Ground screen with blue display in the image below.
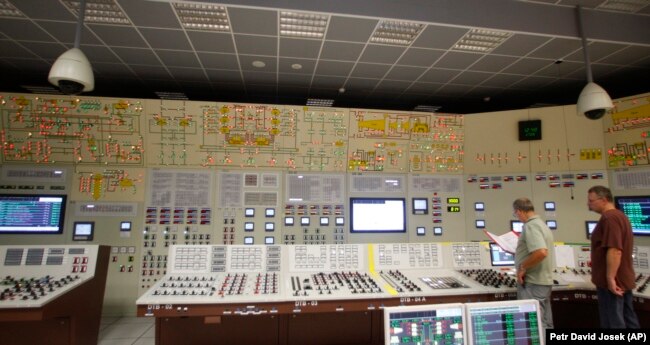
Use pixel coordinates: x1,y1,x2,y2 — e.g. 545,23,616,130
0,194,66,234
614,196,650,236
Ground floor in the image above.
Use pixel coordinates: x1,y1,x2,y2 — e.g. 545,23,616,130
98,316,155,345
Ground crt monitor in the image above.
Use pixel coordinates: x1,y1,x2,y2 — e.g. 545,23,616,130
350,198,406,233
489,243,515,266
72,221,94,241
510,220,524,233
384,303,466,345
466,299,543,345
585,220,598,239
0,194,67,234
614,195,650,236
412,198,428,215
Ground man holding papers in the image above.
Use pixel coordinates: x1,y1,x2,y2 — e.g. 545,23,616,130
513,197,555,331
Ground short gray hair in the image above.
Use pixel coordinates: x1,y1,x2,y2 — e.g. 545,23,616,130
513,197,535,212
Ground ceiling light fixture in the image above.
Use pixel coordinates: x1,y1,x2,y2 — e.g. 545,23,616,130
280,11,328,38
252,60,266,68
63,0,130,24
371,20,424,46
413,105,441,112
306,98,334,107
48,0,94,95
155,91,189,100
575,5,613,120
0,0,24,17
173,3,230,31
597,0,648,13
452,29,511,53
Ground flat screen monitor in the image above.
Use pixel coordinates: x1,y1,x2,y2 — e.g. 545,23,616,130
72,221,94,241
245,208,255,217
265,208,275,217
474,202,485,211
586,220,598,239
265,222,275,231
284,217,294,226
383,303,465,345
489,243,515,266
335,217,345,225
416,226,425,236
265,236,274,244
244,236,254,245
433,227,443,236
244,222,254,231
412,198,428,215
614,196,650,236
120,221,132,231
466,299,543,345
475,219,485,229
511,220,524,233
350,198,406,233
0,194,67,234
546,220,557,229
320,217,329,226
300,217,310,226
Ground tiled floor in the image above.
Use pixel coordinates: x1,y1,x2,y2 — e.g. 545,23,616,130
98,316,155,345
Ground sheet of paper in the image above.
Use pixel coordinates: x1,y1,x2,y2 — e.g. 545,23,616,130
484,230,518,254
554,245,576,268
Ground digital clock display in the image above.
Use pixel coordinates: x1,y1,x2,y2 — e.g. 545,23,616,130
447,206,461,212
447,197,460,204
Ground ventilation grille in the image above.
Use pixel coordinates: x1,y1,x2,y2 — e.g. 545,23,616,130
350,175,405,193
244,192,278,206
76,202,138,216
1,167,66,181
261,173,279,188
286,174,344,203
244,173,258,187
412,175,462,193
613,169,649,189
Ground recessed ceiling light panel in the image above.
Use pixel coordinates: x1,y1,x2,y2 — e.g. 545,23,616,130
173,3,230,31
371,20,424,45
0,0,25,18
306,98,334,107
63,0,130,25
155,91,189,100
280,11,328,38
452,28,512,53
598,0,648,13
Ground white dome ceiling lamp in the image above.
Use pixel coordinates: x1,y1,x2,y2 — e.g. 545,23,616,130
575,5,613,120
48,0,94,95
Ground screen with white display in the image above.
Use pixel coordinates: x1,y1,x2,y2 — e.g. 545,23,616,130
350,198,406,233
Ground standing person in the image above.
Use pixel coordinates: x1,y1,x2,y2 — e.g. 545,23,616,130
513,197,555,331
587,185,640,328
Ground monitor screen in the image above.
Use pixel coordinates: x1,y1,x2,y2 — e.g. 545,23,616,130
433,227,443,236
244,222,254,231
264,236,274,244
546,220,557,229
244,236,254,245
475,219,485,229
245,208,255,217
265,222,275,231
544,201,556,211
300,217,310,226
474,202,485,211
350,198,406,233
0,194,67,234
285,217,294,226
412,198,428,215
335,217,345,226
466,299,543,345
511,220,524,233
72,221,94,241
120,221,132,231
320,217,329,226
416,226,425,236
614,196,650,236
489,243,515,266
384,303,465,345
265,208,275,217
586,220,598,239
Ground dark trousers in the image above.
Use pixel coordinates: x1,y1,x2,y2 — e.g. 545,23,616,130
596,287,640,328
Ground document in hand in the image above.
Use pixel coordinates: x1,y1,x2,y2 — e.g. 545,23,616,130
483,230,519,254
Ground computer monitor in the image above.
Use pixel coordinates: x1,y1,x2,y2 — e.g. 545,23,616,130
466,299,543,345
614,195,650,236
384,303,466,345
72,221,94,241
586,220,597,239
510,220,524,233
544,201,555,211
0,194,67,234
489,243,515,266
412,198,428,215
546,220,557,230
350,197,406,233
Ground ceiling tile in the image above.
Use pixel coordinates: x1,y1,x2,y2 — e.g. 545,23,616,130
243,71,277,84
2,41,47,59
168,67,209,82
510,76,554,89
320,41,364,61
412,25,468,49
359,45,406,64
278,73,312,87
502,58,553,75
228,7,277,35
112,47,161,65
156,50,200,67
279,58,316,74
139,28,192,50
130,65,172,78
12,0,74,21
311,75,347,88
528,37,582,59
280,38,322,59
76,45,121,64
234,35,277,55
434,51,482,69
418,68,461,83
197,52,239,70
374,80,411,93
480,74,523,88
187,31,235,53
0,18,53,41
451,71,494,85
534,60,583,78
350,63,391,78
205,69,243,83
38,21,102,45
239,55,277,72
468,55,519,72
89,25,147,47
315,60,355,76
491,34,550,56
92,63,136,78
346,78,381,91
119,0,181,29
599,45,650,65
326,16,377,42
397,48,444,67
408,82,443,94
434,84,468,97
385,66,427,80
